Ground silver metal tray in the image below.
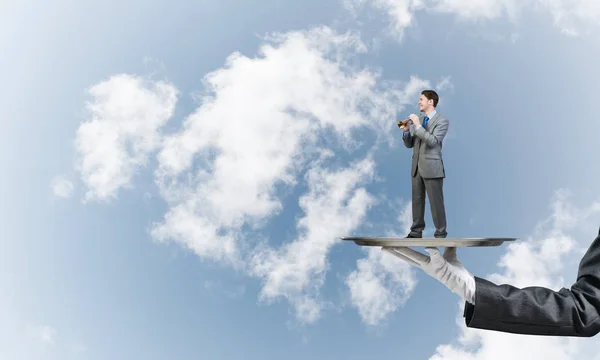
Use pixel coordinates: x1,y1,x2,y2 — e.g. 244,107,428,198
340,236,517,247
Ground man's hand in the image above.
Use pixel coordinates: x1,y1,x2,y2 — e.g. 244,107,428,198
409,114,421,128
382,246,476,304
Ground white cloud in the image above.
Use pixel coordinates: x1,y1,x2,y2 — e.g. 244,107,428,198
151,26,395,268
345,200,417,326
75,74,178,202
27,325,56,346
344,0,426,40
250,155,377,323
435,76,454,93
353,0,600,39
429,188,600,359
430,0,520,21
51,175,73,198
346,247,416,325
148,26,428,323
73,26,433,324
430,0,600,35
536,0,600,36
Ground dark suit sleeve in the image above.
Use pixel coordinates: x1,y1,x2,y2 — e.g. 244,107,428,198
463,228,600,337
402,130,414,148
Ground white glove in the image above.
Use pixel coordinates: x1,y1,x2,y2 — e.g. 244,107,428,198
383,246,476,304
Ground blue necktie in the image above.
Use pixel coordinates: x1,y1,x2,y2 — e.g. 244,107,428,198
423,116,429,129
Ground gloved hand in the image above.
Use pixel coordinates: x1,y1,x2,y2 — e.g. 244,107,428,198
383,246,476,304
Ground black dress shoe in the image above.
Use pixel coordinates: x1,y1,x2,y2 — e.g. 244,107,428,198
405,233,422,238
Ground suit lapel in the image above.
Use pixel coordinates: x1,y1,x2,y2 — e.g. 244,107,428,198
425,112,440,130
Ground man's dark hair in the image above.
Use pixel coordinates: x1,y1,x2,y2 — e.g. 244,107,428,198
421,90,439,107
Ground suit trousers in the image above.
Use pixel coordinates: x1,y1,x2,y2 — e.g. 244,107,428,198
410,169,447,238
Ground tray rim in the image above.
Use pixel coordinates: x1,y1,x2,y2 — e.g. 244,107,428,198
340,236,518,247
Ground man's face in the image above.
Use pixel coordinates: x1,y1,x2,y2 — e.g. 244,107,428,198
418,95,432,112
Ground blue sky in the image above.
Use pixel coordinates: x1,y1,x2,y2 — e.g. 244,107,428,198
3,0,600,359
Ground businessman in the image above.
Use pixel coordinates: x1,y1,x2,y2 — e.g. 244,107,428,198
401,90,449,238
384,226,600,337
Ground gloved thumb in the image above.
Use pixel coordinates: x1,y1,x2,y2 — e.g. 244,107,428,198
424,247,441,258
424,247,446,269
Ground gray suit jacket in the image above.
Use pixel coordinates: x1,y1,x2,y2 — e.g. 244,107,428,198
464,226,600,337
402,112,449,178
